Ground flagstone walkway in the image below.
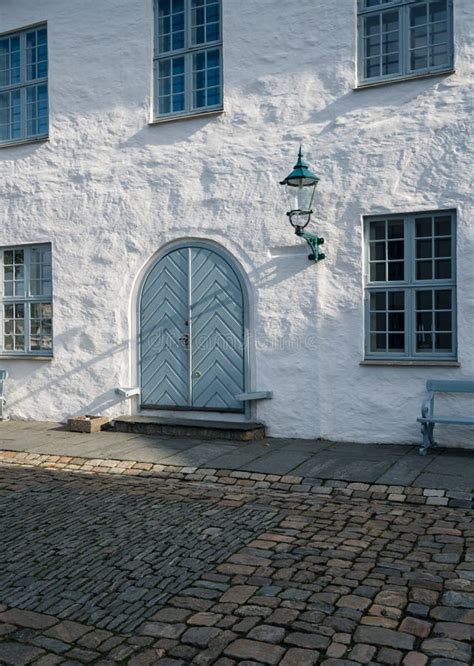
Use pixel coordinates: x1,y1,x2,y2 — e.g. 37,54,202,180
0,421,473,495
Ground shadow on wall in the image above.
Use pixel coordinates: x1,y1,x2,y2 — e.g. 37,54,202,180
7,327,131,419
247,254,312,289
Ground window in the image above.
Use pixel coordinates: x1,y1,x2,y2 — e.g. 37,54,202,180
0,24,48,145
0,244,52,356
153,0,222,119
357,0,453,86
364,211,456,360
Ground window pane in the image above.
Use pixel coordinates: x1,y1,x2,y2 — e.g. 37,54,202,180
370,263,386,281
411,47,428,70
26,84,48,137
435,333,451,351
416,217,432,236
3,302,25,351
388,333,404,351
192,0,220,46
416,239,432,258
0,90,21,142
388,312,404,331
363,10,400,79
417,311,432,332
388,291,404,310
416,260,432,280
370,242,385,260
371,292,386,311
411,4,427,27
192,48,221,110
417,290,432,310
435,259,451,279
388,220,404,238
387,240,403,260
369,221,385,240
435,289,451,309
388,262,403,280
435,238,450,257
158,56,185,115
435,215,451,236
157,0,184,53
29,300,53,351
435,311,451,331
430,0,447,22
370,333,387,352
409,0,449,71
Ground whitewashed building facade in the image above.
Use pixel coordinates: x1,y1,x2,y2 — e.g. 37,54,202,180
0,0,472,444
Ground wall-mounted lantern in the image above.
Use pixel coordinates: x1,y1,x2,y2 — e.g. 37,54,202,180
280,147,325,262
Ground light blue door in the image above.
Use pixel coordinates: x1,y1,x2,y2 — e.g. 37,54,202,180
140,246,245,412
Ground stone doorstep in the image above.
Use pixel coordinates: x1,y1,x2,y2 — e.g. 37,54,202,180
111,416,266,441
0,449,472,509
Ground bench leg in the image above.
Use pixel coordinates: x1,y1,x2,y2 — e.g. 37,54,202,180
428,423,436,449
419,422,434,456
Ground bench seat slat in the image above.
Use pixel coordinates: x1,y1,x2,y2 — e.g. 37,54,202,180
418,416,474,425
426,380,474,393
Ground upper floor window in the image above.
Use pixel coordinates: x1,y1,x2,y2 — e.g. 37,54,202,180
153,0,222,120
0,244,52,356
357,0,453,86
364,211,456,360
0,24,48,145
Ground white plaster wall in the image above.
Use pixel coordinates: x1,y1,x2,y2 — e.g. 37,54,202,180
0,0,473,444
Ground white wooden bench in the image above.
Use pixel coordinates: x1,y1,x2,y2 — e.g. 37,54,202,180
417,380,474,455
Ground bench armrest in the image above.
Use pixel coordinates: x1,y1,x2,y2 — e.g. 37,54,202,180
421,392,434,418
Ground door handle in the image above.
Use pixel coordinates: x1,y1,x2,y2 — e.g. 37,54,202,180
193,371,202,378
179,334,189,346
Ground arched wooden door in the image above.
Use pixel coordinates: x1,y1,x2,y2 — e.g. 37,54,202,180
139,244,246,412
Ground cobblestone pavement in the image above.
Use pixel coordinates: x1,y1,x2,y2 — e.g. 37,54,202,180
0,461,473,665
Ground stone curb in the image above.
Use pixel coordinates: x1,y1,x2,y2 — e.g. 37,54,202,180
0,449,472,509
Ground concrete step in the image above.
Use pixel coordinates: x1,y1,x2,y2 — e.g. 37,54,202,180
110,416,266,441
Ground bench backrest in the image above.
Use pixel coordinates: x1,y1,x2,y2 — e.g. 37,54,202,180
427,379,474,394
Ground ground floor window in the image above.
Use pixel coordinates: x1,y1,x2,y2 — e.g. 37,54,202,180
0,243,52,355
364,210,456,360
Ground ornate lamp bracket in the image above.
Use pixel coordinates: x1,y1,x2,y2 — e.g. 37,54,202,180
295,228,325,263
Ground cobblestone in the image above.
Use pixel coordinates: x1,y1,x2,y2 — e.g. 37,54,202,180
0,456,473,664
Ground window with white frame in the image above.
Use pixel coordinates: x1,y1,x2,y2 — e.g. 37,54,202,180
364,211,456,360
153,0,222,119
0,24,48,145
0,244,52,355
357,0,453,86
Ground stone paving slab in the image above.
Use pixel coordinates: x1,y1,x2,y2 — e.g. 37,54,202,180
0,458,473,665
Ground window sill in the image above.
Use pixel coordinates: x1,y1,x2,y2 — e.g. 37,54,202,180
361,360,460,367
149,108,225,125
0,135,49,149
0,355,53,361
354,69,455,91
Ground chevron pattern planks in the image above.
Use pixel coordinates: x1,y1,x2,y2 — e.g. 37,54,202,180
140,249,189,407
139,246,245,412
191,248,245,410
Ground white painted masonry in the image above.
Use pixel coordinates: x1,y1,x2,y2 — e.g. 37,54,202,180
0,0,472,444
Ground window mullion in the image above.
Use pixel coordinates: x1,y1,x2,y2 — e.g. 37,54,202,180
24,246,31,352
187,0,192,112
406,215,412,356
186,0,192,51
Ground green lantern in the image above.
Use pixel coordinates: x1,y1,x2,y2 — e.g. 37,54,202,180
280,147,325,262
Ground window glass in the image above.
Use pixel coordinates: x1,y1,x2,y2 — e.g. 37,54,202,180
365,212,455,359
1,245,52,355
0,26,48,143
359,0,452,83
154,0,222,118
